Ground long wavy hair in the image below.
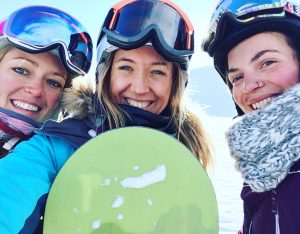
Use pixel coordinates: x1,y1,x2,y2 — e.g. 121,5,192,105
96,51,213,169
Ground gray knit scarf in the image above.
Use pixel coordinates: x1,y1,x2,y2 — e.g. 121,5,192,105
226,83,300,192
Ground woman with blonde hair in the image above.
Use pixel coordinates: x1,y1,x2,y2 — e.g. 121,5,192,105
0,5,93,158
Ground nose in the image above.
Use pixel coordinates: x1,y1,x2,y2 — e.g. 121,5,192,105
131,72,149,94
24,80,44,97
242,75,263,93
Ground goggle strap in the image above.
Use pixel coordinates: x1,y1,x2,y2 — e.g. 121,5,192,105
0,20,6,34
112,0,135,11
109,10,118,30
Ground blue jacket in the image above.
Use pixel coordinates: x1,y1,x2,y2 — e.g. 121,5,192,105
0,130,76,233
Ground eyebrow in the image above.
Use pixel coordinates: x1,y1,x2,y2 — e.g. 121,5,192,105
250,49,279,63
227,49,279,75
115,58,134,63
115,57,168,66
227,67,238,75
13,57,38,67
52,72,67,80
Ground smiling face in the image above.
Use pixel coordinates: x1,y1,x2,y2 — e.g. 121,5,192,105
110,46,173,114
227,32,300,113
0,47,68,122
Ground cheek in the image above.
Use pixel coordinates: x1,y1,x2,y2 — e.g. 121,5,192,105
0,77,20,93
266,57,299,88
232,88,243,105
45,92,61,110
156,79,172,102
273,68,300,89
110,76,125,99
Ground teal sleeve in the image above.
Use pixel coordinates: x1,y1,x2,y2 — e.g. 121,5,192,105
0,134,75,233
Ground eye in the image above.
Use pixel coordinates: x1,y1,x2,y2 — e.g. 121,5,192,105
118,65,133,71
261,60,276,68
13,67,29,75
151,69,166,76
229,75,243,86
47,79,63,90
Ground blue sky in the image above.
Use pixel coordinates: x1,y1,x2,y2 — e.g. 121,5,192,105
0,0,218,74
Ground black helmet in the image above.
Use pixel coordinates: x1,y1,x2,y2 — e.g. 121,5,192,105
202,0,300,116
96,0,194,71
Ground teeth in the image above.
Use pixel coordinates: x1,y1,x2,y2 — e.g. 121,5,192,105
13,100,39,112
126,98,150,109
252,97,273,110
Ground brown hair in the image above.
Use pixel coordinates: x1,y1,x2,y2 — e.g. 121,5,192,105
96,51,213,169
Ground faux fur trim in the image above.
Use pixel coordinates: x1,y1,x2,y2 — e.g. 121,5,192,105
61,78,96,119
226,83,300,192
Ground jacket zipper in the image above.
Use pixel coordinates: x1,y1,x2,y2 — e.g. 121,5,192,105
272,190,280,234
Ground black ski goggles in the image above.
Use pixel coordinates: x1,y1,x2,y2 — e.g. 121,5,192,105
203,0,300,54
0,5,93,76
97,0,194,70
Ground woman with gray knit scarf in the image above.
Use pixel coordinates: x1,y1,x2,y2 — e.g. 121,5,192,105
203,0,300,233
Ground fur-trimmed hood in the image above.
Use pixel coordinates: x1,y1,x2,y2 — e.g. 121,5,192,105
61,79,96,120
40,79,98,148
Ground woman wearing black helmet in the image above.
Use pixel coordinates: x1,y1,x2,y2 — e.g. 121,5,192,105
203,0,300,233
0,1,212,233
0,5,93,159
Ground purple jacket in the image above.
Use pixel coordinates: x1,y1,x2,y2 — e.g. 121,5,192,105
242,160,300,234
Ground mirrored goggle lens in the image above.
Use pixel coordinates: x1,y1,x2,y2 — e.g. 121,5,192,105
3,6,93,75
104,0,193,53
209,0,287,34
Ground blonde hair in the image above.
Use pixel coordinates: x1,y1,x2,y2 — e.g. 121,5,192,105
96,51,213,169
0,43,13,61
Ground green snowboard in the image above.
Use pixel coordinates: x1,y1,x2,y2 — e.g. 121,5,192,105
43,127,218,234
